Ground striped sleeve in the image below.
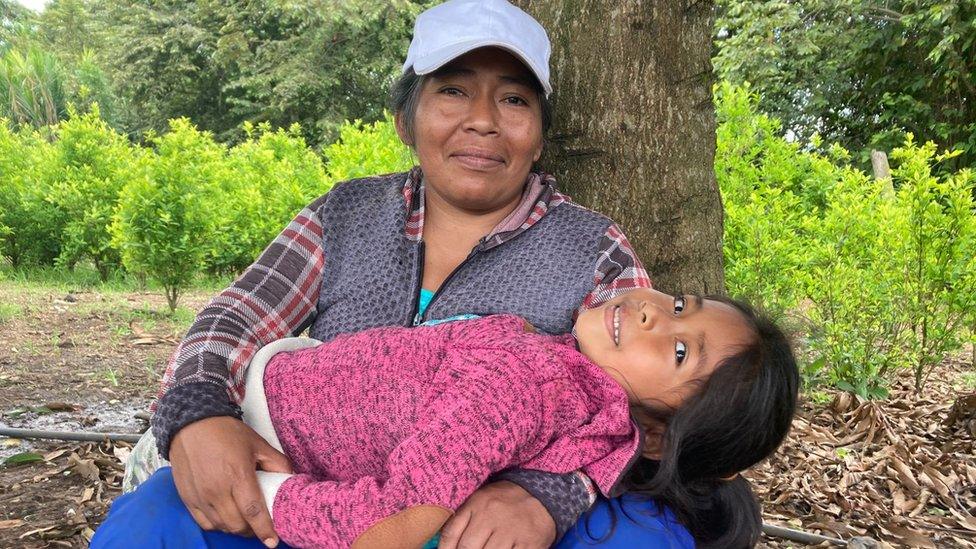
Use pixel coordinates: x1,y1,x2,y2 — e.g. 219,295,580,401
150,196,328,458
578,223,652,315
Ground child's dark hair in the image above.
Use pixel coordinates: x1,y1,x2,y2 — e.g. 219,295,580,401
595,295,799,548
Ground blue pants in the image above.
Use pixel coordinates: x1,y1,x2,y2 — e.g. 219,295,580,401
92,467,693,548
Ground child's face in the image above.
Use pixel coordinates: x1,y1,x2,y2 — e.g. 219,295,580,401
574,288,755,408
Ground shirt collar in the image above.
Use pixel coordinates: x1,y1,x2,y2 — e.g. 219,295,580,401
402,167,567,247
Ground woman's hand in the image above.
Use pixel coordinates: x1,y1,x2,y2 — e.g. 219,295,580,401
169,416,294,548
438,481,556,549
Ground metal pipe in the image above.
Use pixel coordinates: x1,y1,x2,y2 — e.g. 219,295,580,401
762,523,846,546
0,426,143,444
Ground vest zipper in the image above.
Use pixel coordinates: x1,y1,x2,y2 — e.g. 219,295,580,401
414,236,488,326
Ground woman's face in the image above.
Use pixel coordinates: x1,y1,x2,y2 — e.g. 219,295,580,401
574,288,755,408
402,47,544,214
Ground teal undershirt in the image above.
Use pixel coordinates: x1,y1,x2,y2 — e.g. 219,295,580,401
417,288,480,327
418,288,435,318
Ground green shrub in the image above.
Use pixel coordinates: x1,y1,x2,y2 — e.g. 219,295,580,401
112,119,221,312
46,105,136,279
718,83,976,397
802,171,907,397
324,112,414,182
717,83,847,319
0,123,63,267
209,122,330,274
888,137,976,390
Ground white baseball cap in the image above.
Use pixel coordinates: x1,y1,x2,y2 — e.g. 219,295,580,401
402,0,553,96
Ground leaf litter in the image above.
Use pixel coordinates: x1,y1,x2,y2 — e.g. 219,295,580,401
752,355,975,548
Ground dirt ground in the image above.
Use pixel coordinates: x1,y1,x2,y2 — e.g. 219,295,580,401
0,282,210,548
0,281,974,548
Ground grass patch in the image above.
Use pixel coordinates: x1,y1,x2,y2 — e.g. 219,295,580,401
957,372,976,391
0,301,22,323
0,263,233,294
1,264,219,336
170,306,197,327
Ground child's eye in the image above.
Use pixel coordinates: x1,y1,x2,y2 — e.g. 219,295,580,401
675,341,687,364
673,295,686,314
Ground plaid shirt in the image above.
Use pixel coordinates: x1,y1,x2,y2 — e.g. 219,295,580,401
158,168,651,400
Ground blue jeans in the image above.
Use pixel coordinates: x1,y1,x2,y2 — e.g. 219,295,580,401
92,467,693,548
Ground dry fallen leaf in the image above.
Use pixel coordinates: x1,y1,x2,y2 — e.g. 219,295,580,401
18,525,57,539
43,449,68,462
78,486,94,504
880,524,937,548
68,453,100,482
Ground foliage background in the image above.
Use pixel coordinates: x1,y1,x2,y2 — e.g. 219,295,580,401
714,0,976,168
0,0,974,397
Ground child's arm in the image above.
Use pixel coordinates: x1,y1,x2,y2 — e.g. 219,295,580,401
265,349,549,549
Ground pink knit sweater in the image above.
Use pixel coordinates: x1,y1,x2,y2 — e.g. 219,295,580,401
264,315,642,548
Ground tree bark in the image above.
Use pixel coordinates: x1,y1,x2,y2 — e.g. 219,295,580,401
514,0,725,294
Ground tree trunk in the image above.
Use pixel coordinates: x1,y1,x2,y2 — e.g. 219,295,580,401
165,286,179,313
514,0,725,294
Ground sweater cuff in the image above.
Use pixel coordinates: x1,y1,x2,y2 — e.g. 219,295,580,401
256,471,294,519
151,382,243,460
494,469,593,541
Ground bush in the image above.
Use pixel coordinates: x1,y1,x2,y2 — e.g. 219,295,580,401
716,83,846,318
45,105,136,279
718,83,976,397
323,112,414,182
888,138,976,390
112,119,221,311
209,122,330,274
0,123,63,267
802,171,907,397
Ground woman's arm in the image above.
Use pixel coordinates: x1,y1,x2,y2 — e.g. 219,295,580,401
152,197,328,458
150,196,328,546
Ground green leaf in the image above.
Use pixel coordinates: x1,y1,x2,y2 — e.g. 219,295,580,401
835,380,857,394
4,407,29,419
3,452,44,467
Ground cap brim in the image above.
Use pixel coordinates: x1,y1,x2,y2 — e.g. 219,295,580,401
409,39,552,96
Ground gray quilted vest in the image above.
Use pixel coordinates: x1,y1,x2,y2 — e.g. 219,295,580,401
308,172,613,341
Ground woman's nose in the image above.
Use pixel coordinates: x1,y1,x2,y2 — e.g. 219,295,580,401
464,93,500,135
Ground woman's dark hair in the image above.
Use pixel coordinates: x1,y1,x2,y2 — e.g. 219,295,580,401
389,67,553,145
592,296,800,548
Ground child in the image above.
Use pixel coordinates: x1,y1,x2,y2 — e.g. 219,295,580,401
240,287,799,549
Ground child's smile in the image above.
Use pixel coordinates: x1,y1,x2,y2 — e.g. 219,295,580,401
574,288,756,408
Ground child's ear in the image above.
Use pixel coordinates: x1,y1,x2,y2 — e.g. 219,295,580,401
641,420,667,460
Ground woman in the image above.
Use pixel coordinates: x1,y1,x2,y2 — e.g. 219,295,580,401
97,1,691,547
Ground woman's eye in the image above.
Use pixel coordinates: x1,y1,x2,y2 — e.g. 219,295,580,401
503,96,528,106
673,295,686,314
675,341,687,364
440,87,463,96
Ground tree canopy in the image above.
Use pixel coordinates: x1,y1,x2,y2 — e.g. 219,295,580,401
84,0,433,147
715,0,976,167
